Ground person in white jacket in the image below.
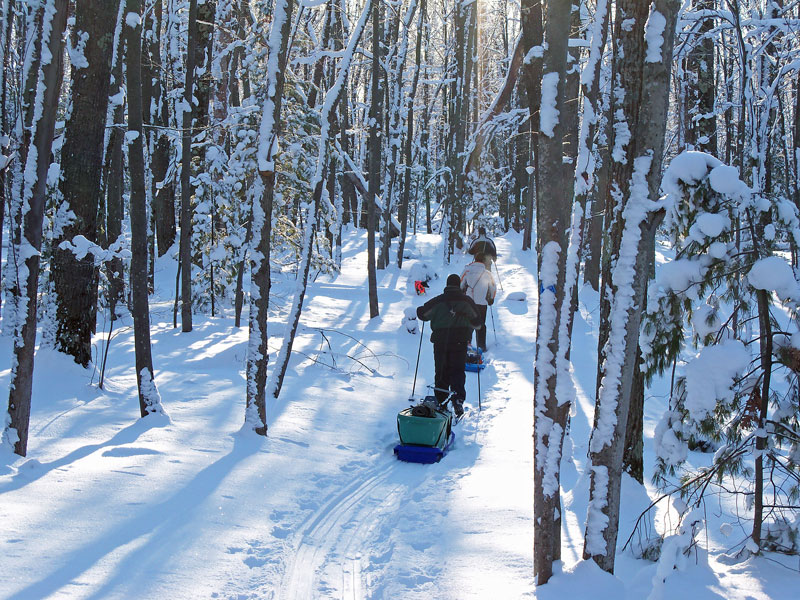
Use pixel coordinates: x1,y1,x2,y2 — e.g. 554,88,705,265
460,253,497,351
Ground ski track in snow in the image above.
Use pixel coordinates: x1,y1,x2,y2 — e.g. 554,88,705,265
280,459,401,599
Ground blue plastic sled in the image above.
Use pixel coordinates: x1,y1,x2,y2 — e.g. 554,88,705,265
394,431,455,464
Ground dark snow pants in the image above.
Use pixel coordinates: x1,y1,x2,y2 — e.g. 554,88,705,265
433,340,468,404
473,305,488,351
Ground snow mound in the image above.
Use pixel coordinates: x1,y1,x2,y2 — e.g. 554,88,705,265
505,291,527,302
535,560,625,599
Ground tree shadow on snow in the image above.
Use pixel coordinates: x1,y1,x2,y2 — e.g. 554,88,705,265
0,416,169,493
5,433,261,600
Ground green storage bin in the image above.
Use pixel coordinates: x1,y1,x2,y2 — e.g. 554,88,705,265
397,407,452,449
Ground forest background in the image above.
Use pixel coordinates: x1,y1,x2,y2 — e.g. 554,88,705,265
1,0,800,588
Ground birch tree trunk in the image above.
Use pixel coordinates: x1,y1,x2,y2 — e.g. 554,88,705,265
126,0,165,417
51,0,116,367
3,0,68,456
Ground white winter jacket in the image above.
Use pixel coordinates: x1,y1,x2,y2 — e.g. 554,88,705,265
460,261,497,306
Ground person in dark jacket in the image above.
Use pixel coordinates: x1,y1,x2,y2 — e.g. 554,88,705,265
416,274,482,416
467,227,497,267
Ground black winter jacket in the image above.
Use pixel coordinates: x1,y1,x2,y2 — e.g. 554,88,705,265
468,235,497,260
416,285,481,344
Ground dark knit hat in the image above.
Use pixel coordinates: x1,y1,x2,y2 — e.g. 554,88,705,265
446,273,461,287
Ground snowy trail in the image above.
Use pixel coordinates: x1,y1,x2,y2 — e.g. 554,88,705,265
0,230,541,600
257,232,539,599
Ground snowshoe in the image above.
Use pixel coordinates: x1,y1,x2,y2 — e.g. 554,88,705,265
452,398,464,418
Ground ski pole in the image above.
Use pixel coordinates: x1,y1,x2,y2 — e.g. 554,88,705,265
492,259,504,292
490,305,497,345
477,366,482,411
411,321,424,400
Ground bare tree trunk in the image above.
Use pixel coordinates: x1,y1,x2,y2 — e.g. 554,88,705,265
751,285,772,550
528,0,571,584
685,0,717,154
794,74,800,209
396,0,425,268
378,7,402,270
520,0,542,252
550,2,584,561
583,129,610,290
234,208,252,329
244,0,296,434
584,0,678,573
192,0,216,300
148,0,176,258
575,0,610,292
623,350,645,483
339,82,358,224
333,0,357,228
126,0,164,417
0,0,14,319
444,0,475,258
421,76,432,234
465,34,524,176
51,0,116,367
104,6,127,321
2,1,45,336
0,0,13,300
179,0,199,332
3,0,68,456
366,0,381,318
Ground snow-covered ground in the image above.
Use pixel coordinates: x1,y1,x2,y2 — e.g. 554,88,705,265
0,229,796,598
